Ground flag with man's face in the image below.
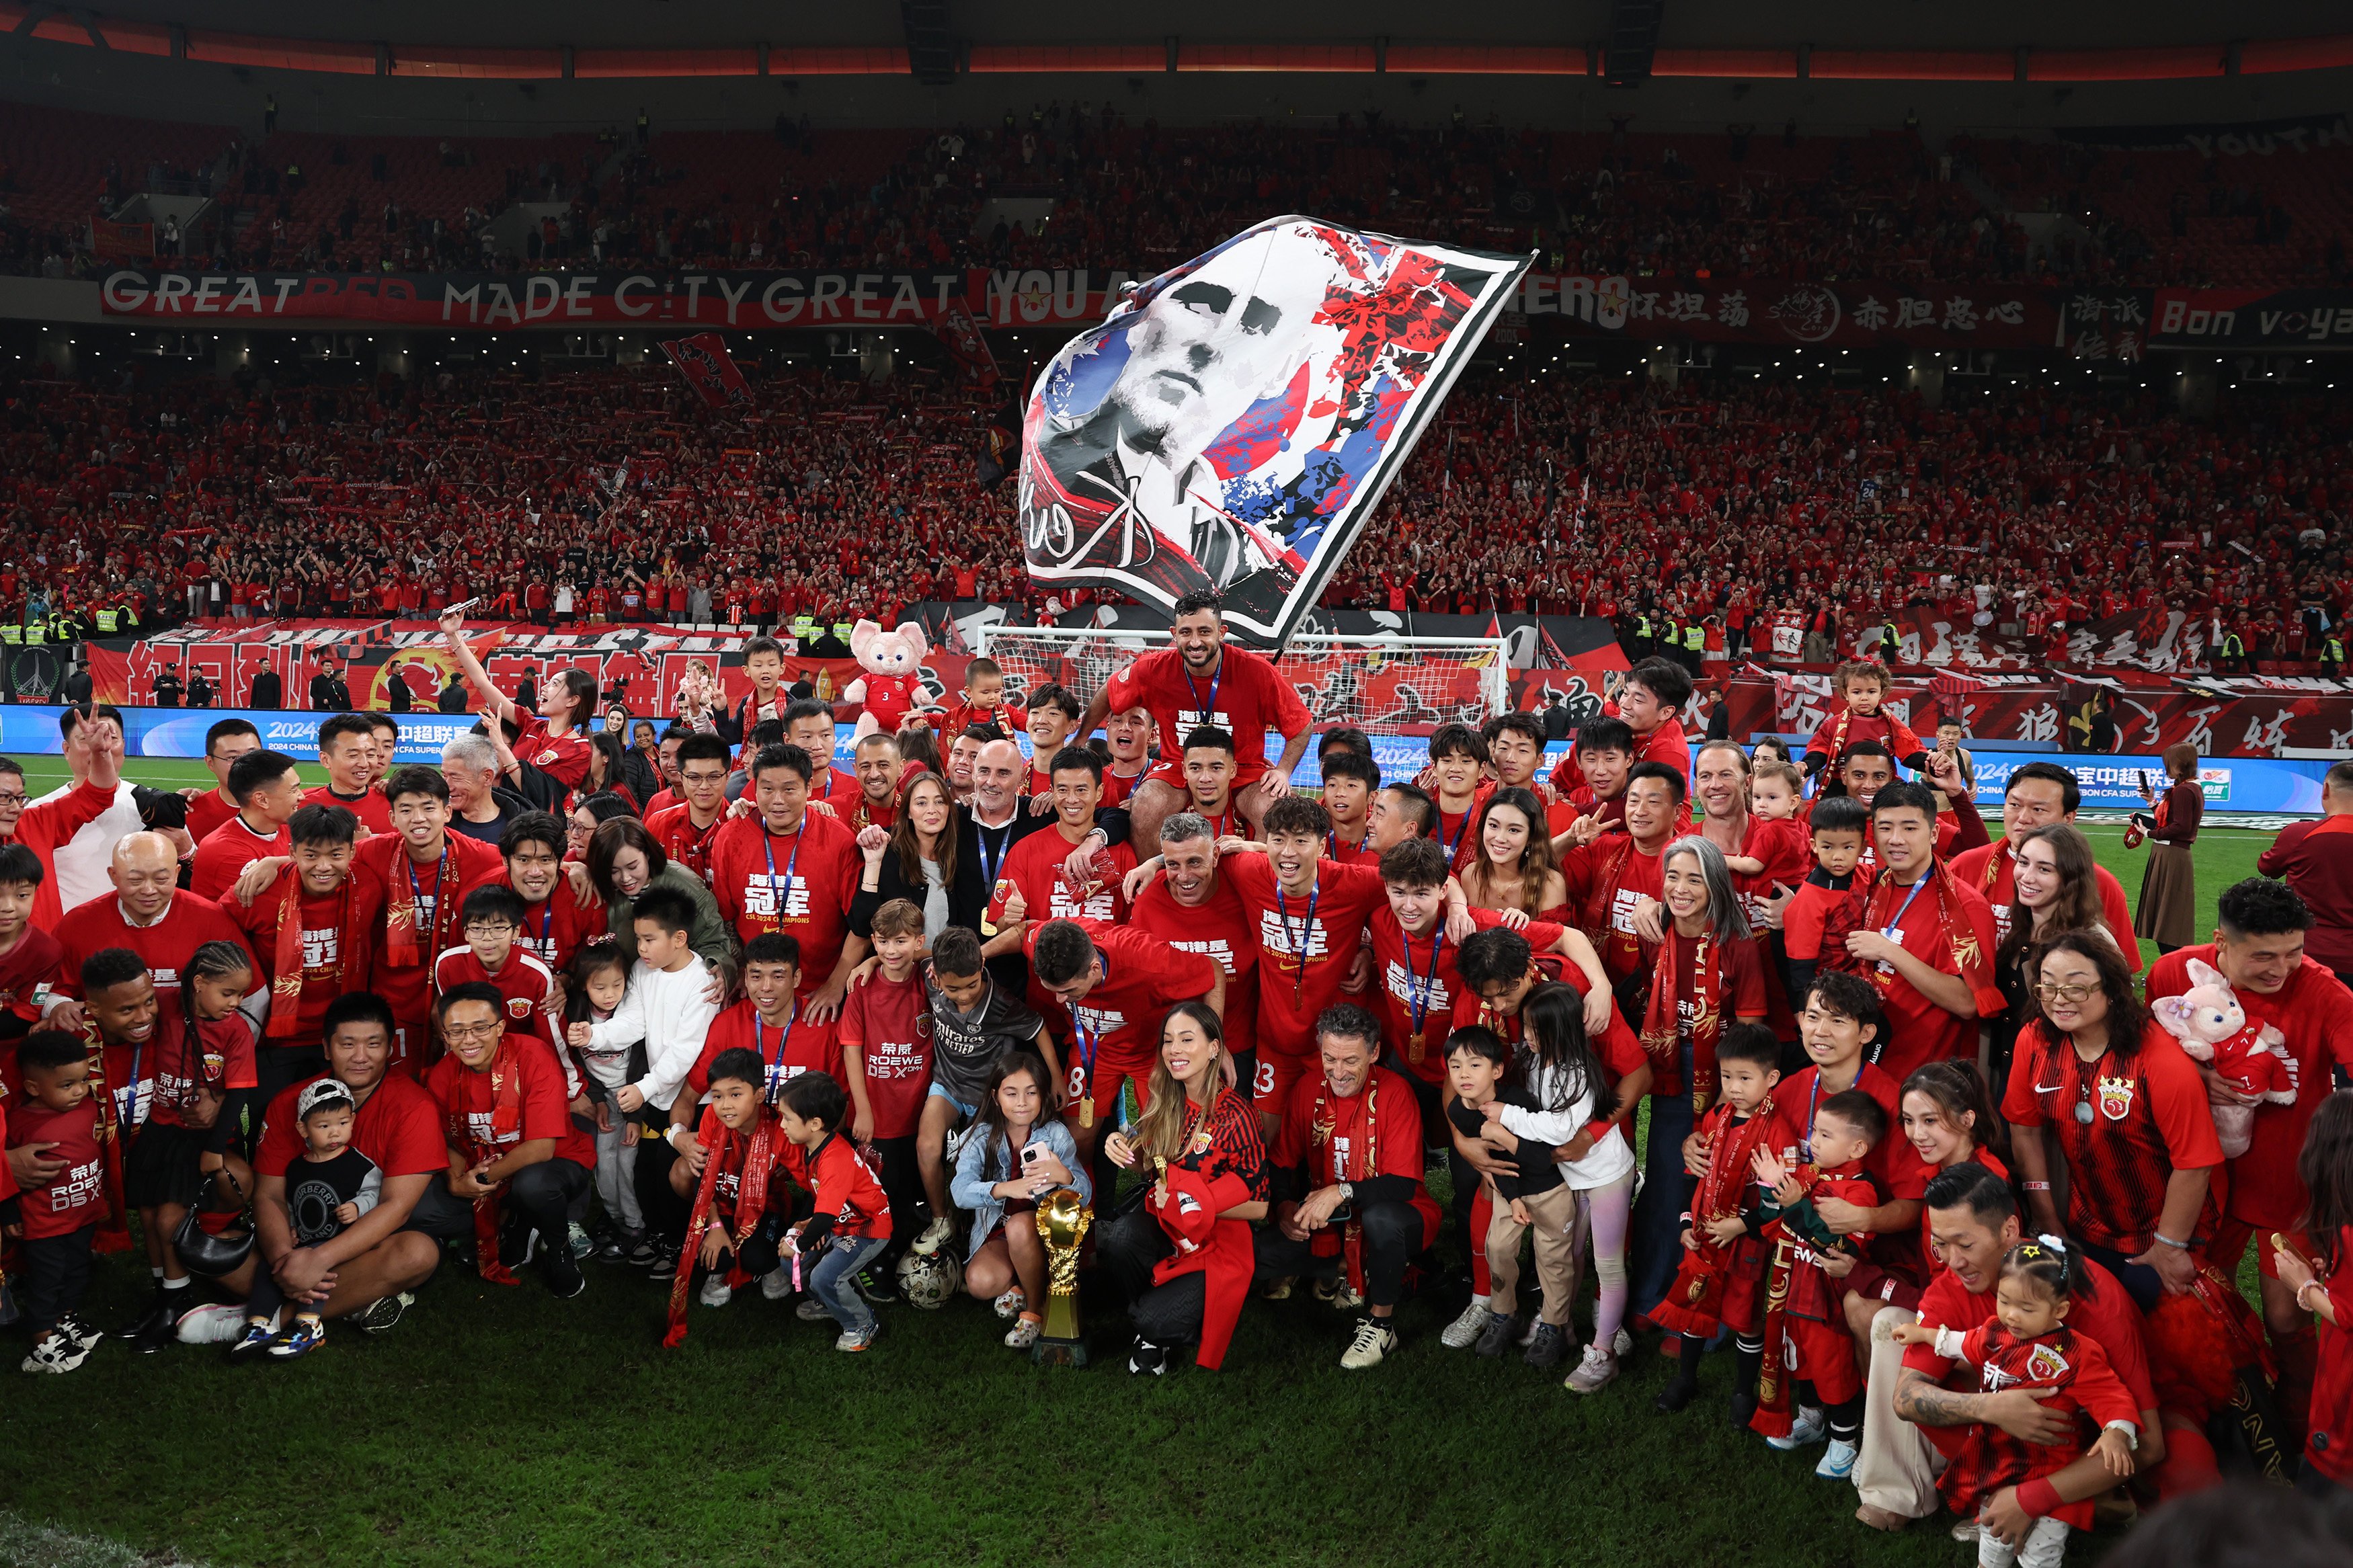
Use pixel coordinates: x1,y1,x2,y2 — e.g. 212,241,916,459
662,333,754,409
1016,216,1531,651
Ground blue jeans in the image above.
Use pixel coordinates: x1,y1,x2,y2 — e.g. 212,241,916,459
1629,1083,1697,1321
807,1233,888,1334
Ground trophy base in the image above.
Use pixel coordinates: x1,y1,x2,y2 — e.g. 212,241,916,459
1031,1335,1088,1368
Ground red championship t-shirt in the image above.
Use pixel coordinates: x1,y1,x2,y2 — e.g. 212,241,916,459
302,784,393,838
190,816,292,905
1854,872,1999,1085
433,946,570,1096
352,831,508,1061
1103,645,1311,781
508,880,602,974
1129,874,1261,1061
986,827,1139,930
686,1001,843,1104
1019,921,1219,1074
1949,840,2141,974
1559,836,1666,986
7,1100,106,1238
645,804,729,889
707,811,860,997
254,1071,447,1180
423,1038,594,1170
1273,1065,1441,1247
837,968,932,1140
229,878,384,1042
1368,907,1565,1085
1770,1063,1936,1208
1219,855,1389,1056
54,891,257,1003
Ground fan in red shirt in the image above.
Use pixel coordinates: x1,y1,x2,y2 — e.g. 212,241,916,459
1264,1004,1439,1370
707,743,866,1020
438,608,599,796
434,884,573,1098
2146,877,2353,1435
785,700,861,814
0,842,66,1048
2268,1109,2353,1497
842,733,904,835
1025,918,1222,1147
644,733,733,889
1546,655,1692,798
495,811,602,973
184,718,262,850
1086,591,1313,843
345,767,507,1071
189,748,305,904
418,983,592,1295
836,899,932,1272
50,833,256,1028
1844,783,2003,1086
1558,761,1681,1007
1949,762,2141,972
1128,818,1261,1067
305,713,395,838
1158,797,1389,1120
934,659,1027,747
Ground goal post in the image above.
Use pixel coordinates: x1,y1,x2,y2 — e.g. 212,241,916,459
971,625,1512,735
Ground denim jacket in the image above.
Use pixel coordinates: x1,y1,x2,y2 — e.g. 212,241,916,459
949,1116,1092,1262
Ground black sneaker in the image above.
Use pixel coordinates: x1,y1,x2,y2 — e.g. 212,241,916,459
498,1220,539,1272
354,1290,414,1334
541,1241,586,1301
1127,1336,1168,1376
1654,1375,1700,1413
1523,1321,1570,1370
624,1235,664,1268
853,1265,899,1305
1472,1311,1521,1358
647,1244,678,1282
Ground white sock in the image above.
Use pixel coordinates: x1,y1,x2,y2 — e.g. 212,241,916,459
161,1276,190,1292
1470,1293,1490,1309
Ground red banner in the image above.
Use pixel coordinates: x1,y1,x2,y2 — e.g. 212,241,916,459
660,333,754,409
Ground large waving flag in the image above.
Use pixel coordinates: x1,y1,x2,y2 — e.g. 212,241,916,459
1017,216,1531,650
661,333,754,410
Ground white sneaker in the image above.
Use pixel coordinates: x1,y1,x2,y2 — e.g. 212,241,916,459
174,1302,249,1345
1613,1326,1633,1357
1440,1299,1492,1350
992,1288,1026,1321
21,1333,88,1374
1816,1439,1859,1479
1565,1344,1619,1394
1004,1317,1041,1350
1766,1405,1828,1450
698,1274,733,1308
1339,1316,1398,1370
1950,1520,1982,1544
911,1217,953,1255
760,1268,791,1301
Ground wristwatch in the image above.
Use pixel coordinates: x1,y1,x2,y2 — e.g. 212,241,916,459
1337,1182,1355,1202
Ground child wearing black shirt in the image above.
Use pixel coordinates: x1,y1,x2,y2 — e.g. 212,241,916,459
1443,1027,1574,1368
231,1081,381,1364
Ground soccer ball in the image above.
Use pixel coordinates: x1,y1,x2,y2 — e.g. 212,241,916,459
897,1247,962,1310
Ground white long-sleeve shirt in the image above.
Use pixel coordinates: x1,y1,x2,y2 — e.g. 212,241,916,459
588,956,720,1112
1497,1055,1635,1191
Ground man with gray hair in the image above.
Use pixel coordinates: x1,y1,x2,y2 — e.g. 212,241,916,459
1127,811,1261,1081
442,732,521,845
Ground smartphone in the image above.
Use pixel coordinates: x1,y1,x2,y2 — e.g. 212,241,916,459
446,596,481,618
1020,1143,1044,1169
2137,769,2151,792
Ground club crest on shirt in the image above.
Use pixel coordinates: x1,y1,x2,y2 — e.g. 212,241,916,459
536,748,563,766
2025,1342,2073,1383
2096,1074,2136,1122
506,996,534,1020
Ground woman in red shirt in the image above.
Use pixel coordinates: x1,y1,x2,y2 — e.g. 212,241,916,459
437,606,599,796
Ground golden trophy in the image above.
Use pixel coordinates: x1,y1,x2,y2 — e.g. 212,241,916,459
1033,1185,1091,1368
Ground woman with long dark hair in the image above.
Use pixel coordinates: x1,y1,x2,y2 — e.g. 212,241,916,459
1099,1002,1268,1374
2132,741,2203,955
1458,786,1568,921
949,1050,1084,1350
2002,931,2224,1309
441,606,601,795
850,770,959,942
1989,824,2112,1098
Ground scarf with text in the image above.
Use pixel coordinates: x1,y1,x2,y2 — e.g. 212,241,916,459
664,1112,784,1347
383,843,452,969
268,876,352,1040
1649,1094,1777,1339
1864,857,2005,1018
442,1038,526,1286
1640,927,1726,1110
1310,1073,1379,1295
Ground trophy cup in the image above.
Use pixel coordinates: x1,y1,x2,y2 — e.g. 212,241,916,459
1033,1185,1092,1368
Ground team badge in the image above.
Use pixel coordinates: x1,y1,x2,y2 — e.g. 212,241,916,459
2096,1074,2136,1122
2025,1343,2071,1383
507,997,534,1020
536,748,561,766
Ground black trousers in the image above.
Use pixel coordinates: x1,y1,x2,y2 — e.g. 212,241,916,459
1253,1200,1420,1309
20,1227,95,1333
868,1133,922,1270
253,1045,326,1129
1097,1206,1206,1347
711,1214,785,1281
634,1108,696,1241
407,1159,590,1247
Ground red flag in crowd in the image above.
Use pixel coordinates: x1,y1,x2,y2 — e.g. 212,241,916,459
930,299,1000,386
660,333,754,410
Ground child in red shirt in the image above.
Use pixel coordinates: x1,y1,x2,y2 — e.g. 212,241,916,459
1779,795,1870,1002
777,1070,892,1351
665,1046,794,1345
837,899,933,1282
1802,659,1929,782
1892,1240,2142,1561
2273,1092,2353,1501
10,1031,109,1372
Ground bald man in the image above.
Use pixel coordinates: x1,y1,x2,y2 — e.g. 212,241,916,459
951,737,1130,993
46,831,257,1032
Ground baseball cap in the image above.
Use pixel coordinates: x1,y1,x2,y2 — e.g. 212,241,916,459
296,1079,356,1120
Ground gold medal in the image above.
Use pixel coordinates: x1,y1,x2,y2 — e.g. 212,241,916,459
1407,1030,1426,1064
1079,1098,1094,1128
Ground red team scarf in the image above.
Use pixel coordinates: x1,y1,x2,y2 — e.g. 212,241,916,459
1650,1092,1778,1339
1864,858,2005,1018
75,1023,132,1253
665,1113,783,1348
1750,1167,1876,1440
443,1038,526,1286
1640,927,1724,1110
1577,832,1639,950
1310,1073,1378,1294
268,876,352,1040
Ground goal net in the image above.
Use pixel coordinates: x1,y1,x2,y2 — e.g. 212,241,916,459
971,626,1511,736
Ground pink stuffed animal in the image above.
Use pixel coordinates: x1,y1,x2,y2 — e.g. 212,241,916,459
844,619,929,740
2149,957,2299,1157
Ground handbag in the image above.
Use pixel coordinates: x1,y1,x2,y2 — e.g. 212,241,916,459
173,1167,256,1278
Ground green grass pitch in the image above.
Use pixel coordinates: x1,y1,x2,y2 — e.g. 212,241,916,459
0,760,2286,1566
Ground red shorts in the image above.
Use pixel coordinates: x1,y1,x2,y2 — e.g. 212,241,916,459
2210,1214,2311,1282
1065,1051,1152,1130
1251,1050,1310,1116
1786,1315,1862,1405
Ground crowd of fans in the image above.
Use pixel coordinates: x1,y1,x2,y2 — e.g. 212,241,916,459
1,350,2346,669
7,99,2352,290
